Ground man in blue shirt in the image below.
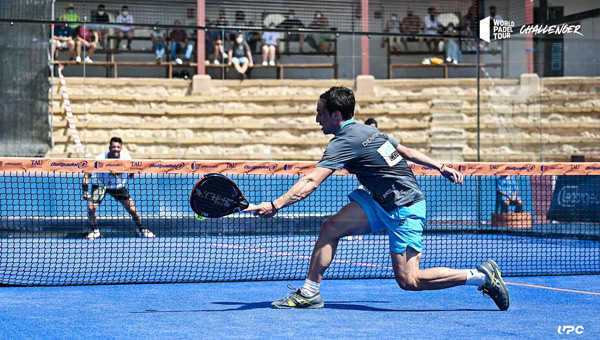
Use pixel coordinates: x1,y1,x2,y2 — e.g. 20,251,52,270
246,87,510,311
496,176,523,213
52,23,75,60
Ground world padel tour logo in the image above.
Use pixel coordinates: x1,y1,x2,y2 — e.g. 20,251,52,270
480,17,583,42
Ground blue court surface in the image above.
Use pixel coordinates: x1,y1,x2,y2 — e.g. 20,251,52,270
0,275,598,340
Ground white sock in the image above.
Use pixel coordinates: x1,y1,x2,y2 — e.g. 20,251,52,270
465,269,486,286
300,279,320,297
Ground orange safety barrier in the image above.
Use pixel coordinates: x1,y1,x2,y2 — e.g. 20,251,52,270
1,158,599,176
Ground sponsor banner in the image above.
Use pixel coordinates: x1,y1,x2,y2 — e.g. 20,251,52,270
548,175,600,222
0,159,599,176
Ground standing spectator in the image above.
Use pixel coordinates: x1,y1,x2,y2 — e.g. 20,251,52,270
247,21,263,53
150,23,166,63
116,6,134,50
462,4,478,52
92,4,110,49
170,20,194,64
401,8,424,51
261,23,279,66
382,13,402,52
231,10,250,44
278,9,305,52
52,23,75,60
487,6,504,52
75,25,98,63
228,32,253,79
424,7,444,52
306,11,332,53
58,3,81,30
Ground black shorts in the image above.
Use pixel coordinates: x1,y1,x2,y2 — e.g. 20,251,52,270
90,185,131,204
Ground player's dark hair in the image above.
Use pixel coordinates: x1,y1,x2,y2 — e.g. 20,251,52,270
110,137,123,145
364,118,378,127
319,86,355,120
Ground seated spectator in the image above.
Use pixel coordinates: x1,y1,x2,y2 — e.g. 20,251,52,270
424,7,444,52
364,118,378,127
462,5,478,52
150,23,166,63
52,23,75,60
401,8,424,51
486,6,504,52
213,9,230,64
228,33,253,79
306,11,332,53
91,4,110,49
496,176,523,213
382,13,401,52
116,6,134,50
58,3,81,30
261,23,279,66
170,20,194,64
278,9,305,52
444,23,462,63
75,25,98,63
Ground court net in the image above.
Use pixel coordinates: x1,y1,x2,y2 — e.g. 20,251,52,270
1,158,599,286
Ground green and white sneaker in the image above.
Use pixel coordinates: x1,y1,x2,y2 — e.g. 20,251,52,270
477,260,510,311
271,285,324,309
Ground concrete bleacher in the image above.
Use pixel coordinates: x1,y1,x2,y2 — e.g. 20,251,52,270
47,76,600,162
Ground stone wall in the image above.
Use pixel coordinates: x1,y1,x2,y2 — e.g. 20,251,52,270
48,76,600,161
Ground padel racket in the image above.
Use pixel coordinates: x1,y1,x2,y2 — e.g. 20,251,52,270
190,173,251,218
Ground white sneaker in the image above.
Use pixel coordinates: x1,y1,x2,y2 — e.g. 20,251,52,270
213,59,220,65
175,58,183,65
262,61,268,66
136,229,155,238
269,60,275,66
86,229,101,240
75,56,82,63
222,52,228,59
84,57,93,63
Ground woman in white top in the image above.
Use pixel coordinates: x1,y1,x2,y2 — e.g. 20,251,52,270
261,23,280,66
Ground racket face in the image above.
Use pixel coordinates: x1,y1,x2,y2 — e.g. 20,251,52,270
189,174,249,218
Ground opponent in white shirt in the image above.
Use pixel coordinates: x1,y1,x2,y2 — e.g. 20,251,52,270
82,137,154,240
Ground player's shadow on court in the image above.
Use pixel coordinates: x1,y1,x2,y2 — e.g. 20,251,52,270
132,301,495,313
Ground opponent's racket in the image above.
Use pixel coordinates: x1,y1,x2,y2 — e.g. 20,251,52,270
190,173,252,218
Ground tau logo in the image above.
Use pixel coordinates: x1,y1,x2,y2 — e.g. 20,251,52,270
557,326,584,335
489,164,500,170
30,160,43,167
78,161,88,169
570,165,580,170
226,162,237,169
130,161,142,168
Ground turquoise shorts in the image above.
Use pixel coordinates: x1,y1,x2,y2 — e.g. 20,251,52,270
348,189,426,254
